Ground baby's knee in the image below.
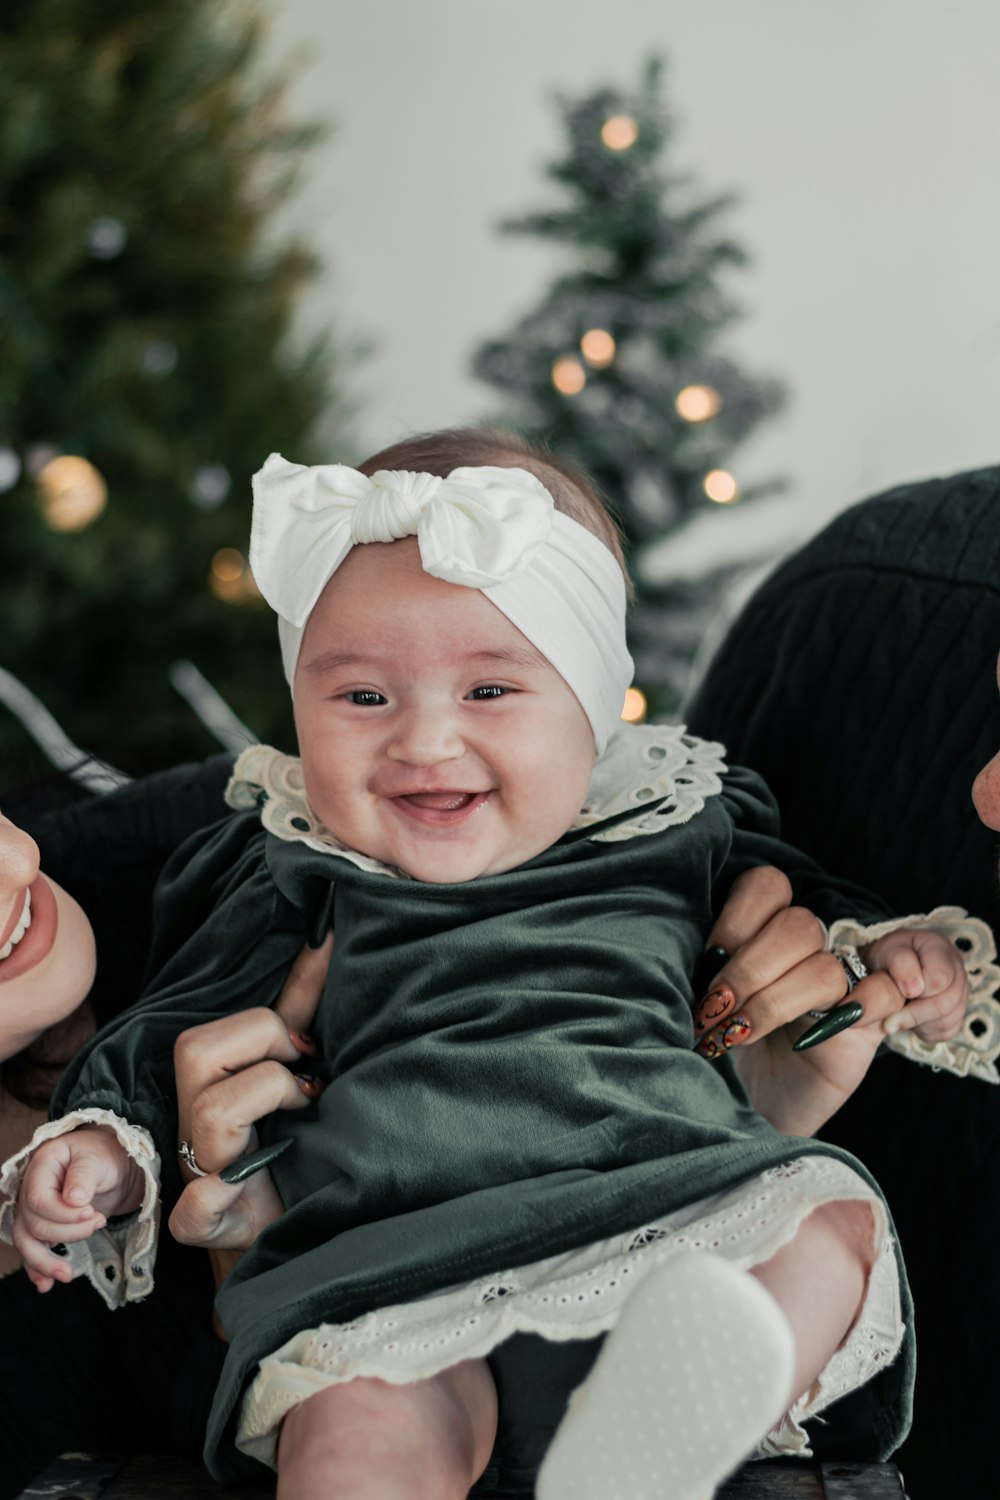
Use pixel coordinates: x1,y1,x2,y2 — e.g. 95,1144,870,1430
276,1362,497,1500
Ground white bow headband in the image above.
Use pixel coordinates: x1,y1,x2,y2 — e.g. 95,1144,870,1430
249,453,634,752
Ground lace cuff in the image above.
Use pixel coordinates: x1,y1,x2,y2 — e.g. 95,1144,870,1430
0,1107,160,1307
827,906,1000,1083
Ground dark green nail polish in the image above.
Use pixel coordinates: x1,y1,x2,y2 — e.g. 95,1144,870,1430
792,1000,865,1052
694,944,730,995
218,1137,294,1185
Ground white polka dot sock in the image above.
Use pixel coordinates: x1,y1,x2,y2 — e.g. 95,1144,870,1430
535,1250,796,1500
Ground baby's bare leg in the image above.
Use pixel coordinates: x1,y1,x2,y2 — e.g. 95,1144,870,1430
276,1356,498,1500
750,1198,876,1404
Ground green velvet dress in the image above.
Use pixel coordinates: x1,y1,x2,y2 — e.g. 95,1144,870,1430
51,726,914,1479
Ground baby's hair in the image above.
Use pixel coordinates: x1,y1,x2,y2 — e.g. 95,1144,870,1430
359,427,634,598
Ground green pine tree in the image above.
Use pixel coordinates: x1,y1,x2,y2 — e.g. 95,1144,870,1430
0,0,358,778
472,56,785,715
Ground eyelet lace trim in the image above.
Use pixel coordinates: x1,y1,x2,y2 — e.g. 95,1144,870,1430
0,1108,159,1307
224,725,728,877
236,1156,903,1469
828,908,1000,1083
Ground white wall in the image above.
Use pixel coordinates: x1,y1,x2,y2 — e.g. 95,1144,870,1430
265,0,1000,541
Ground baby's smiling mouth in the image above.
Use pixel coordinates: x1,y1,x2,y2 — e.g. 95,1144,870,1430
397,792,479,811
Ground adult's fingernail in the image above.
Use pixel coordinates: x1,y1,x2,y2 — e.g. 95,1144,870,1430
722,1014,752,1047
218,1137,295,1185
294,1072,323,1098
792,1000,865,1052
695,1013,751,1058
289,1030,317,1055
694,945,730,995
694,981,737,1034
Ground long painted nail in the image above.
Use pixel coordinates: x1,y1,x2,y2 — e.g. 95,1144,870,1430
792,1000,865,1052
294,1072,323,1098
694,945,730,996
219,1137,294,1185
289,1030,317,1055
694,981,737,1034
696,1013,751,1058
722,1014,752,1048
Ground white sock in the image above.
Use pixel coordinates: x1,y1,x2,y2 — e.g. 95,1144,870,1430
536,1250,796,1500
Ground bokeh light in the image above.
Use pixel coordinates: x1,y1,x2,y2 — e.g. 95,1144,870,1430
675,384,722,422
601,115,639,151
703,469,740,504
37,456,108,532
580,329,616,367
552,356,587,396
621,687,648,723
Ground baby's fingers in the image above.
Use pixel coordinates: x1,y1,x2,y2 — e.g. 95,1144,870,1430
875,945,925,1001
883,984,968,1042
10,1215,101,1288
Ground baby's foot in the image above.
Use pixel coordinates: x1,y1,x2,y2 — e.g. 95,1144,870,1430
536,1250,795,1500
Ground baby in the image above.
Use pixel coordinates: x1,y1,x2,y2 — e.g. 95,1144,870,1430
4,429,972,1500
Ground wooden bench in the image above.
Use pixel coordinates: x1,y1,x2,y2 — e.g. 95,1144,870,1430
15,1453,907,1498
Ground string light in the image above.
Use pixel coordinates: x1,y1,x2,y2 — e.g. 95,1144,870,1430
580,329,616,368
551,357,587,396
675,385,722,423
621,687,648,723
703,469,739,505
37,456,108,532
601,115,639,151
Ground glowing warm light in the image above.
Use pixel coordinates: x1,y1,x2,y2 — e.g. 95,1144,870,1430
580,329,616,367
211,549,262,604
601,115,639,151
621,687,648,723
675,384,722,423
37,456,108,532
703,469,740,505
551,357,587,396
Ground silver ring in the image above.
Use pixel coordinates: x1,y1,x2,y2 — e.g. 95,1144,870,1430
178,1140,208,1178
832,946,869,996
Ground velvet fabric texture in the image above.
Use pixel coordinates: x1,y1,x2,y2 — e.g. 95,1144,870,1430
52,758,913,1481
687,463,1000,1500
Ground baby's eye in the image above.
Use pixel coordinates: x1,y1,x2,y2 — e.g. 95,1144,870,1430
343,690,387,707
467,685,508,700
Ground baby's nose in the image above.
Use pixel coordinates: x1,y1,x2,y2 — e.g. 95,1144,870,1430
0,815,41,904
387,708,464,765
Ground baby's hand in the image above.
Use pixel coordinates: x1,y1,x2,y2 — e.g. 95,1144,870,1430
861,928,969,1043
10,1125,144,1293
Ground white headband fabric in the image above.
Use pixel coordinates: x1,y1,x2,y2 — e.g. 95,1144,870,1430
249,453,634,752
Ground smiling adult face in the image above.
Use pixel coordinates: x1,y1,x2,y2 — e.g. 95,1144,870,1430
0,812,97,1061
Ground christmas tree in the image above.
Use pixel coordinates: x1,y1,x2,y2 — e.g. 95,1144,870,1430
473,56,785,715
0,0,356,778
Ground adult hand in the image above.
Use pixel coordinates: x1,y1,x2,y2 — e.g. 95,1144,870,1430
691,869,909,1135
168,934,332,1255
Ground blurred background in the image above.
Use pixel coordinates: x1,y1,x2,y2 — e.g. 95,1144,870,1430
2,0,998,780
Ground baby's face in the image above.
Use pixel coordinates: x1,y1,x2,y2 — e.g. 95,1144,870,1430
293,537,597,883
0,813,96,1060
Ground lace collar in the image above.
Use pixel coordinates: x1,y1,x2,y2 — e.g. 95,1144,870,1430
224,725,727,879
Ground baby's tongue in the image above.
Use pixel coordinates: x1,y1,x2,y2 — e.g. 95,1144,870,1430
402,791,473,811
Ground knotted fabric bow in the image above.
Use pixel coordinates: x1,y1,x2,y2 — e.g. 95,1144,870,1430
250,453,634,752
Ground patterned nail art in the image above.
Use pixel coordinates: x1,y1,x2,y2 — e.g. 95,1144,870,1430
294,1073,323,1098
289,1030,317,1054
693,982,737,1034
696,1012,752,1058
722,1014,752,1047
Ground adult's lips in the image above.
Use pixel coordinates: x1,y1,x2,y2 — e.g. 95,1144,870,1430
0,877,57,983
